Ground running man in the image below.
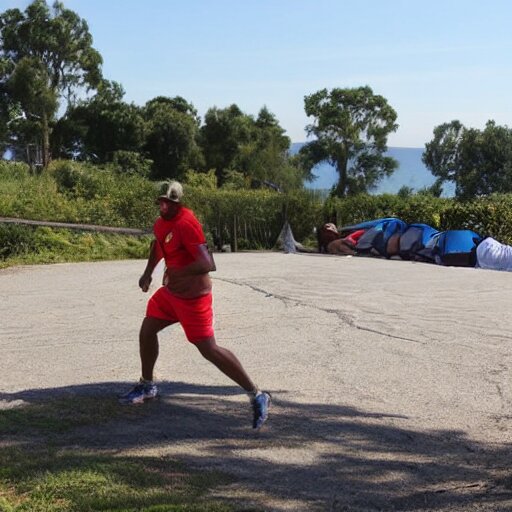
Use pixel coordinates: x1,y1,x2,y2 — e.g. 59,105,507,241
119,181,271,429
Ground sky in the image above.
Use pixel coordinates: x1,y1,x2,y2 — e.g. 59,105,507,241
4,0,512,147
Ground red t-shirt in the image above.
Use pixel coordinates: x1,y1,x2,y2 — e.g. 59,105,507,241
153,207,206,269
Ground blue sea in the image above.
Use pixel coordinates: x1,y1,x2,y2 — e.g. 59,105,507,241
291,143,455,197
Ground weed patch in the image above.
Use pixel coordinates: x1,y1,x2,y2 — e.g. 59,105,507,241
0,397,236,511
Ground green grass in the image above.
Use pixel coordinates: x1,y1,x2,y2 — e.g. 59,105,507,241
0,448,233,511
0,396,141,436
0,398,237,512
0,225,152,269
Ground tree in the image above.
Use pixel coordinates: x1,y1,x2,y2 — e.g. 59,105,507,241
0,0,102,166
235,106,309,191
423,120,512,198
142,96,203,180
300,86,398,196
145,95,200,123
417,181,443,198
52,80,146,162
0,64,10,148
200,104,307,190
397,185,414,198
199,104,252,183
422,120,464,186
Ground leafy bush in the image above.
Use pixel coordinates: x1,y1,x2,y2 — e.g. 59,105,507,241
0,224,38,258
184,187,280,249
46,160,157,228
441,194,512,243
183,169,218,189
0,224,151,265
285,190,324,241
5,160,512,256
0,160,31,178
323,194,450,229
49,160,116,199
110,150,153,177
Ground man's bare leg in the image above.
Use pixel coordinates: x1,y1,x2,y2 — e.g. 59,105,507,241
195,337,258,392
139,316,172,381
195,337,271,428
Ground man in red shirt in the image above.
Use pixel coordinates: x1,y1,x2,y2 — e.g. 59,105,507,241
119,181,271,429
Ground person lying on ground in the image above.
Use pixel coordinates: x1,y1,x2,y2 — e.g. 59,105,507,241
326,228,367,256
318,223,367,254
476,236,512,272
317,223,341,253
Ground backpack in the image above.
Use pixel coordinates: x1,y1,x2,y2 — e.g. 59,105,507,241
417,230,482,267
399,224,439,260
355,218,408,258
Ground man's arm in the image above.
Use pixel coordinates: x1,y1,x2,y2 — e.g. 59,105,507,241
165,243,214,297
167,243,214,277
139,239,163,292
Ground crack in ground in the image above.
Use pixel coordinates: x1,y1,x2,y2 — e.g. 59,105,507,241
216,278,427,345
482,364,510,421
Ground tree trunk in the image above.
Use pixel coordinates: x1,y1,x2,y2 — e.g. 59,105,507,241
230,215,238,252
335,157,348,197
333,145,349,197
42,113,51,168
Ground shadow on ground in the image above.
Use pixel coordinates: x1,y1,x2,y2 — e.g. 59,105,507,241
1,381,512,511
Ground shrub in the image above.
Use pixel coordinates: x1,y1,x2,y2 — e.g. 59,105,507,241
442,195,512,244
0,224,152,266
110,150,153,177
47,160,157,228
0,224,38,258
5,159,512,254
49,160,116,200
285,190,323,241
323,194,450,230
184,187,282,250
183,169,218,189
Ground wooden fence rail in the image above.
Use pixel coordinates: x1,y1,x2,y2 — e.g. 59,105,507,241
0,217,149,236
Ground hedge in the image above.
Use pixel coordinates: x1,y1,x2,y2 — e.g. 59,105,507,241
322,193,512,244
2,160,512,250
441,195,512,244
184,187,323,250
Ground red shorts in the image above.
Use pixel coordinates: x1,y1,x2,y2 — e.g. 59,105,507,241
146,288,214,343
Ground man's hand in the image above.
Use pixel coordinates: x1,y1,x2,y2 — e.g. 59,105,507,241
139,273,152,292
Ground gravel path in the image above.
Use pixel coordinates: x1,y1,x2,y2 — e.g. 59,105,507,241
2,253,512,511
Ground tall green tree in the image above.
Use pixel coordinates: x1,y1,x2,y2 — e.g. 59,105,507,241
422,120,463,186
145,95,200,123
52,80,146,162
0,0,102,166
300,86,398,196
423,120,512,198
200,104,306,190
236,106,309,191
199,104,253,183
142,96,203,180
0,57,24,157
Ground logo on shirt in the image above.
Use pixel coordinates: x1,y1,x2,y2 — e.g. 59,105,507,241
165,231,173,244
